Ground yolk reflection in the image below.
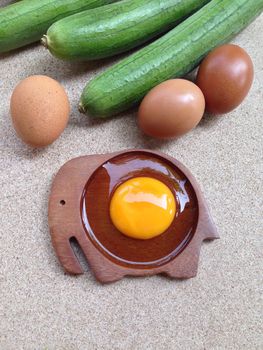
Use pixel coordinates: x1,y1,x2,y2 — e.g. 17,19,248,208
110,177,176,240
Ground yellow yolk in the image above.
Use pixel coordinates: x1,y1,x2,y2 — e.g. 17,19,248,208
110,177,176,240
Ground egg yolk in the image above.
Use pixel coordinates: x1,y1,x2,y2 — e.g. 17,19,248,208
110,177,176,240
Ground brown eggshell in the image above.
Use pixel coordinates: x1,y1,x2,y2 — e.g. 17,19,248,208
196,44,254,114
138,79,205,139
10,75,70,147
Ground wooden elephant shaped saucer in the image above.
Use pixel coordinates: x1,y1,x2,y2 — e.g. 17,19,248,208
48,149,219,283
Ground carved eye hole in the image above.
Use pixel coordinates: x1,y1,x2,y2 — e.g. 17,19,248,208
60,200,66,206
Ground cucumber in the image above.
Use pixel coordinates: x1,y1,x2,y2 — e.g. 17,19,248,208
80,0,263,118
0,0,119,53
43,0,210,61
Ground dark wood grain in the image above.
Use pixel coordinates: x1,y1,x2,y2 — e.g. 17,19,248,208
48,150,219,283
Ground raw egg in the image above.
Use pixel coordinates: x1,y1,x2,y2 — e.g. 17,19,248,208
138,79,205,139
196,44,254,114
82,151,199,266
10,75,70,147
110,177,176,240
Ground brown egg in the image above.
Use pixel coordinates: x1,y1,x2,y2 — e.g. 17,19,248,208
196,44,254,114
10,75,70,147
138,79,205,139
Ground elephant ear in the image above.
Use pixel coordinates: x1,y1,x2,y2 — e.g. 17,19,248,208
48,154,111,276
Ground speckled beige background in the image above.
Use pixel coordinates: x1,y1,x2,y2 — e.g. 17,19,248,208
0,1,262,349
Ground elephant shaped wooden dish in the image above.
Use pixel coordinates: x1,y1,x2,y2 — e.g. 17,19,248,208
48,149,219,283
